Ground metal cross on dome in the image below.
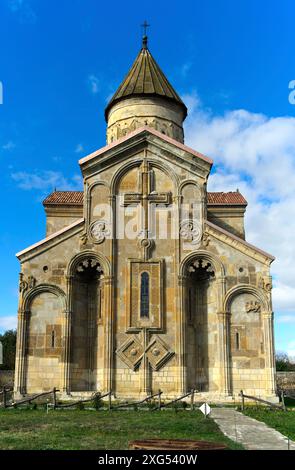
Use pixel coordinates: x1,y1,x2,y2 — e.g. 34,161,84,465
141,20,150,49
141,20,150,36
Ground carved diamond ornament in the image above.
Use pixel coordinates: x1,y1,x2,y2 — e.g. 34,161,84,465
145,336,174,371
116,335,174,371
116,336,144,371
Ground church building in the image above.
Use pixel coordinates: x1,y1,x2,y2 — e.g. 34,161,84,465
14,35,277,401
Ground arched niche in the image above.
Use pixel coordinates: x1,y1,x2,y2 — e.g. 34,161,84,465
184,257,218,392
89,182,110,219
24,286,66,392
225,286,267,394
70,255,104,392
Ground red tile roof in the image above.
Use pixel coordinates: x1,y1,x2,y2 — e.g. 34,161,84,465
43,190,247,206
43,191,84,206
207,191,247,205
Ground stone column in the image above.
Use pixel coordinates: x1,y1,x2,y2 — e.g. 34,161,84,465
62,310,72,394
14,309,29,396
178,275,188,394
140,328,151,395
102,275,114,392
215,275,230,396
262,311,276,395
62,274,74,394
216,311,231,395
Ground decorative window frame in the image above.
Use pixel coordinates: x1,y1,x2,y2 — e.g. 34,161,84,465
126,258,164,333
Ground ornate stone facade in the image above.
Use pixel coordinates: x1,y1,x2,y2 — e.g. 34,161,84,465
14,38,277,401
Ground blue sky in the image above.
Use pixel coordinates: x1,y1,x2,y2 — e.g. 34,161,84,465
0,0,294,355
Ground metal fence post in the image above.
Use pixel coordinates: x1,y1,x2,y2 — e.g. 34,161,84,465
3,388,7,409
158,389,161,410
240,390,245,411
190,389,194,411
53,387,57,409
281,390,286,411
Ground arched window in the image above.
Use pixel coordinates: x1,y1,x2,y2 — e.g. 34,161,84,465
140,272,149,318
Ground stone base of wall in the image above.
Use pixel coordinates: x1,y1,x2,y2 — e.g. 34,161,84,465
46,390,279,404
0,370,14,388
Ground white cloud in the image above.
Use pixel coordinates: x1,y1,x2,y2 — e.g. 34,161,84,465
7,0,37,24
180,62,192,78
11,170,83,191
75,144,84,154
0,315,17,332
2,141,15,150
184,95,295,318
87,74,100,94
277,315,295,324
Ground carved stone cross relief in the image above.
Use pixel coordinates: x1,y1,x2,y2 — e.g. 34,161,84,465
123,156,171,259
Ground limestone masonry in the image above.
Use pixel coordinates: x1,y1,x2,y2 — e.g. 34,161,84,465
14,36,277,401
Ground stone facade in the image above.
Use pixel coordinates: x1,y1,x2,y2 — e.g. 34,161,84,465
14,39,277,402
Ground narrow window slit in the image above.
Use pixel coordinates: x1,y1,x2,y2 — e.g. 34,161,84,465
235,331,240,350
140,272,149,318
51,330,55,348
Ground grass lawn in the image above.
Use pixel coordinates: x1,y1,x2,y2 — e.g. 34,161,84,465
243,408,295,442
0,409,243,450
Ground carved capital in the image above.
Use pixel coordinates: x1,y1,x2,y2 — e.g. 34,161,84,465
262,311,274,320
101,275,114,286
216,310,230,317
80,232,88,246
64,310,73,319
17,309,26,319
201,232,210,247
178,274,188,285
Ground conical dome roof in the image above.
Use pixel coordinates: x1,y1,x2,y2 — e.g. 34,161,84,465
105,38,187,121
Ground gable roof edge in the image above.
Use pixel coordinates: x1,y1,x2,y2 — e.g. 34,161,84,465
16,218,84,261
205,220,275,264
79,126,213,167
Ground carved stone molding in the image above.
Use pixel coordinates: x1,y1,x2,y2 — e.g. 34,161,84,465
126,259,163,332
76,258,103,278
258,275,272,293
89,220,111,244
19,273,36,294
179,219,202,245
187,259,215,279
80,232,88,246
245,301,261,313
201,232,210,247
138,237,154,260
